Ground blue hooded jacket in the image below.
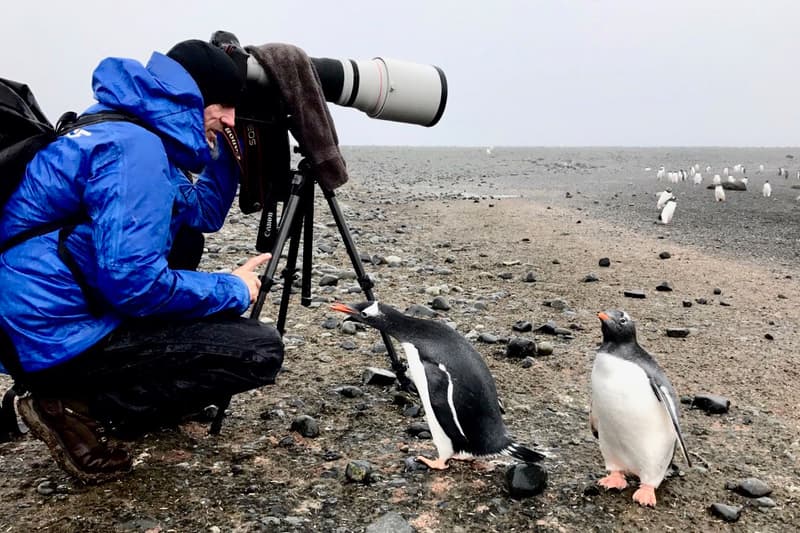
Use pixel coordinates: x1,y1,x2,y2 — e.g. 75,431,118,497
0,52,251,373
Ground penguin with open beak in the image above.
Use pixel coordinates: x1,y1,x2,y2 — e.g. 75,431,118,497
590,310,691,507
331,301,544,470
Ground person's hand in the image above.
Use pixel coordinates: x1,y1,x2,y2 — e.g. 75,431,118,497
232,253,271,303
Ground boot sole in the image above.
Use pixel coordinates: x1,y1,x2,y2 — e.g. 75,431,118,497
17,398,131,484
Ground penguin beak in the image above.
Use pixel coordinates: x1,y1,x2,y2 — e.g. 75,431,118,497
330,302,357,315
597,312,610,321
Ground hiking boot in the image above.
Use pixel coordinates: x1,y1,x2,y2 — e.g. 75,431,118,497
18,396,132,483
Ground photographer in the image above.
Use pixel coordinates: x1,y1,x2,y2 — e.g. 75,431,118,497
0,40,284,483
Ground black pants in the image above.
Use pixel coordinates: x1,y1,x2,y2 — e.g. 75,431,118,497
20,227,284,434
25,315,283,434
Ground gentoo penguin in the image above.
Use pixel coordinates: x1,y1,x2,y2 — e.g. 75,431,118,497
740,177,749,187
727,175,735,183
656,189,673,210
331,301,544,469
692,172,702,186
659,197,676,224
712,174,722,186
714,184,726,202
590,310,691,507
763,180,772,197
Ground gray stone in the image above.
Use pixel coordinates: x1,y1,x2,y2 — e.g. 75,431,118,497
478,333,500,344
507,337,537,358
583,273,599,282
362,367,396,386
709,503,741,522
321,317,339,329
431,296,451,311
598,257,611,267
319,274,339,286
659,251,671,259
727,477,772,498
691,393,730,414
512,321,533,332
656,281,673,292
754,496,777,507
505,463,547,499
291,415,320,438
666,328,690,338
536,341,554,356
345,460,373,483
623,289,646,299
522,272,538,283
340,321,357,335
335,385,364,398
365,512,414,533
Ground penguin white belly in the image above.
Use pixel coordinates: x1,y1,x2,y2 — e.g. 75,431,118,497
401,342,455,461
592,351,675,486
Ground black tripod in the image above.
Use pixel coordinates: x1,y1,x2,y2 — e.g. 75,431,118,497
248,158,411,390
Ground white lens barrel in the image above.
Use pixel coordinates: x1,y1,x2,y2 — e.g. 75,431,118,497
346,58,446,127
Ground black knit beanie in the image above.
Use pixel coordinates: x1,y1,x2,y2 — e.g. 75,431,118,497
166,39,245,106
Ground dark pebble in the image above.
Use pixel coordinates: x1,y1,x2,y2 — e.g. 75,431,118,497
727,477,772,498
696,297,709,305
507,337,537,358
407,422,431,437
505,463,548,499
623,290,646,299
656,281,673,292
764,333,774,341
321,317,339,329
720,300,732,307
659,251,671,259
402,405,422,418
691,393,730,414
431,296,451,311
290,415,320,438
713,287,722,295
498,272,514,280
666,328,690,338
523,272,538,283
598,257,611,267
512,321,533,332
682,300,693,307
403,457,429,473
417,431,432,439
339,340,357,351
709,503,742,522
583,273,599,282
335,385,364,398
520,357,534,369
319,275,339,287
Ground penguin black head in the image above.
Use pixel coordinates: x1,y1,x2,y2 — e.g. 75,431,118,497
597,309,637,343
330,301,397,331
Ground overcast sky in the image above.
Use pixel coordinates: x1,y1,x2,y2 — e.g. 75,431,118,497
3,1,799,146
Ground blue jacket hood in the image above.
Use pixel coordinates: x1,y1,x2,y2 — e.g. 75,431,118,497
89,52,211,172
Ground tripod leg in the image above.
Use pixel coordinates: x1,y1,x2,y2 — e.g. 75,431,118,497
300,178,315,307
251,173,307,320
275,207,304,334
320,187,412,391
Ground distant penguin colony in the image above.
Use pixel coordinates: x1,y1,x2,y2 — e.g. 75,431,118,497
331,301,545,470
591,310,691,507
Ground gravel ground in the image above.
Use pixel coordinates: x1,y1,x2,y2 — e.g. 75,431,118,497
0,147,798,532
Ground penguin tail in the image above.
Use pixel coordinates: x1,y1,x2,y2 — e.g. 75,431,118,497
502,442,546,463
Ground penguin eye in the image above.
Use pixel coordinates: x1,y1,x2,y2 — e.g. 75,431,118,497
619,317,627,324
360,311,369,318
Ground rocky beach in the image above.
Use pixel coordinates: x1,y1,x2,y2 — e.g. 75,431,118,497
1,146,799,532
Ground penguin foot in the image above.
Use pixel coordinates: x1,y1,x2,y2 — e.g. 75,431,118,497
598,471,628,490
632,484,657,507
416,455,449,470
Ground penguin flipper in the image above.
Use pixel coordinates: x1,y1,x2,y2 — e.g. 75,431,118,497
649,378,692,467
